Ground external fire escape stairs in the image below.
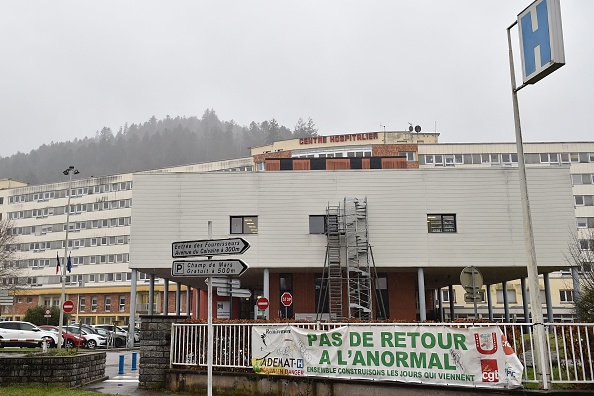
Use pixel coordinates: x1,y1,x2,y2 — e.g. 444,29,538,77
317,198,386,321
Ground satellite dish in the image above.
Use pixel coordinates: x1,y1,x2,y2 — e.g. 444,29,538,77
408,125,413,132
414,125,421,133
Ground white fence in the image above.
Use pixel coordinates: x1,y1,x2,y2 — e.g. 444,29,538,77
170,322,594,387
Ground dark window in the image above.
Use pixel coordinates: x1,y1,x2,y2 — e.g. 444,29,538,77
309,216,326,234
427,214,457,233
375,273,389,320
230,216,258,234
309,215,338,234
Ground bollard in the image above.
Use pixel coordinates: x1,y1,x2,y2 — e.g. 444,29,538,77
118,354,125,375
131,351,138,371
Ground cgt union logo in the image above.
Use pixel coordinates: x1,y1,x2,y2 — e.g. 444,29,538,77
481,359,500,383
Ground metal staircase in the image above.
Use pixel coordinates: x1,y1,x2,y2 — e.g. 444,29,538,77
344,197,372,320
320,197,373,320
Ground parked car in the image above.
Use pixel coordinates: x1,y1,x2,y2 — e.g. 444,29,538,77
39,325,86,348
0,321,58,348
64,325,107,349
120,325,141,343
92,326,127,348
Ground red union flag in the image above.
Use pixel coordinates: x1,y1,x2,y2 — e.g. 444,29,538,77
481,359,499,383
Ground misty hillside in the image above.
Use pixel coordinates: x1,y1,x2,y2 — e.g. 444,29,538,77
0,110,318,186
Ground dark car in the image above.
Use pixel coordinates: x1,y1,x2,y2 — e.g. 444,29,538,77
39,325,86,348
92,326,127,348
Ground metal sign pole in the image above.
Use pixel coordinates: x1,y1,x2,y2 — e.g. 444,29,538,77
507,22,549,390
207,221,213,396
472,267,477,319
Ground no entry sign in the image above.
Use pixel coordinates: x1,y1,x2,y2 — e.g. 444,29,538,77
63,300,75,313
256,297,269,310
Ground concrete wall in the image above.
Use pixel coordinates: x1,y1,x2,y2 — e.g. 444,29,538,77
165,370,523,396
0,351,106,387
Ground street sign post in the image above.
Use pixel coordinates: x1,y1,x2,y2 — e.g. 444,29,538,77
205,278,240,288
63,300,75,313
460,266,483,318
172,238,250,258
171,259,248,277
44,308,52,318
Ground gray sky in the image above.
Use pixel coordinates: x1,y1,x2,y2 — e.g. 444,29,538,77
1,1,592,157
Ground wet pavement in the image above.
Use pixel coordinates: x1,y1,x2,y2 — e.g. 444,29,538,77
83,349,174,396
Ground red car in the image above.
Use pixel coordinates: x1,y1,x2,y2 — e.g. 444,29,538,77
39,325,86,348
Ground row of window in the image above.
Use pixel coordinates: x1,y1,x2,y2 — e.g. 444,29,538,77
78,295,126,312
8,181,133,204
233,214,458,235
10,217,131,238
577,217,594,229
3,270,144,287
575,195,594,206
8,253,130,270
422,152,594,167
572,174,594,185
293,149,373,159
9,234,130,254
441,288,574,304
8,198,132,220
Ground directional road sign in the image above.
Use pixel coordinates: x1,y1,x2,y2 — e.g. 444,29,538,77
172,259,249,277
0,297,14,306
172,238,250,258
205,278,241,288
216,287,252,298
0,289,9,297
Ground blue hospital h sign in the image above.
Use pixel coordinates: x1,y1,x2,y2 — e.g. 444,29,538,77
518,0,565,85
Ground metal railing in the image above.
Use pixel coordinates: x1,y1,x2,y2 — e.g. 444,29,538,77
170,322,594,386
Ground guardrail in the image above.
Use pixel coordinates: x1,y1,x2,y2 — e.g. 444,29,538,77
170,322,594,387
0,338,49,352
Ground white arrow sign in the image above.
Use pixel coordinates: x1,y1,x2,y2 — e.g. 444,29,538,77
216,287,252,298
172,259,249,277
172,238,250,258
205,278,240,288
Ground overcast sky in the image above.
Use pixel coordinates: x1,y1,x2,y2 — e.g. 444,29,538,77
1,1,592,157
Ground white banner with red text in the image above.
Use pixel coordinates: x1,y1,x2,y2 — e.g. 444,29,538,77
251,325,523,389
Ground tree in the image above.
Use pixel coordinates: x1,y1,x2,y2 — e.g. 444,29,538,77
566,229,594,322
0,219,24,288
293,117,318,138
23,305,66,326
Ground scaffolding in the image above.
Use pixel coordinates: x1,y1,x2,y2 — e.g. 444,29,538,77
319,197,380,321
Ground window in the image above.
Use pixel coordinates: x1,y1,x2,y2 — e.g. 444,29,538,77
119,295,126,312
91,296,97,312
314,274,329,314
105,296,111,312
559,290,574,303
496,289,517,304
580,239,594,251
79,297,86,312
309,215,326,234
26,297,33,304
230,216,258,234
441,288,455,303
427,214,457,233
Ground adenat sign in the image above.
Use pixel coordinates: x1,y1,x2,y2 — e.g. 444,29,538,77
518,0,565,85
252,325,523,389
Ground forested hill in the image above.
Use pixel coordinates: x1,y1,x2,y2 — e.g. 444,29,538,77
0,110,318,186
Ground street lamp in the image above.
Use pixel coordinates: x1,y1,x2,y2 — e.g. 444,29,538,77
58,166,79,349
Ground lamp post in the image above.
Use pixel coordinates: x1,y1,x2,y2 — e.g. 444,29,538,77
58,166,79,349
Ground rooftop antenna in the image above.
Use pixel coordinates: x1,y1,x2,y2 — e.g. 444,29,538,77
380,124,386,143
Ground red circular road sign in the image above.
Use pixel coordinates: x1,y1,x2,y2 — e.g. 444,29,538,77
281,292,293,307
62,300,75,313
256,297,269,310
